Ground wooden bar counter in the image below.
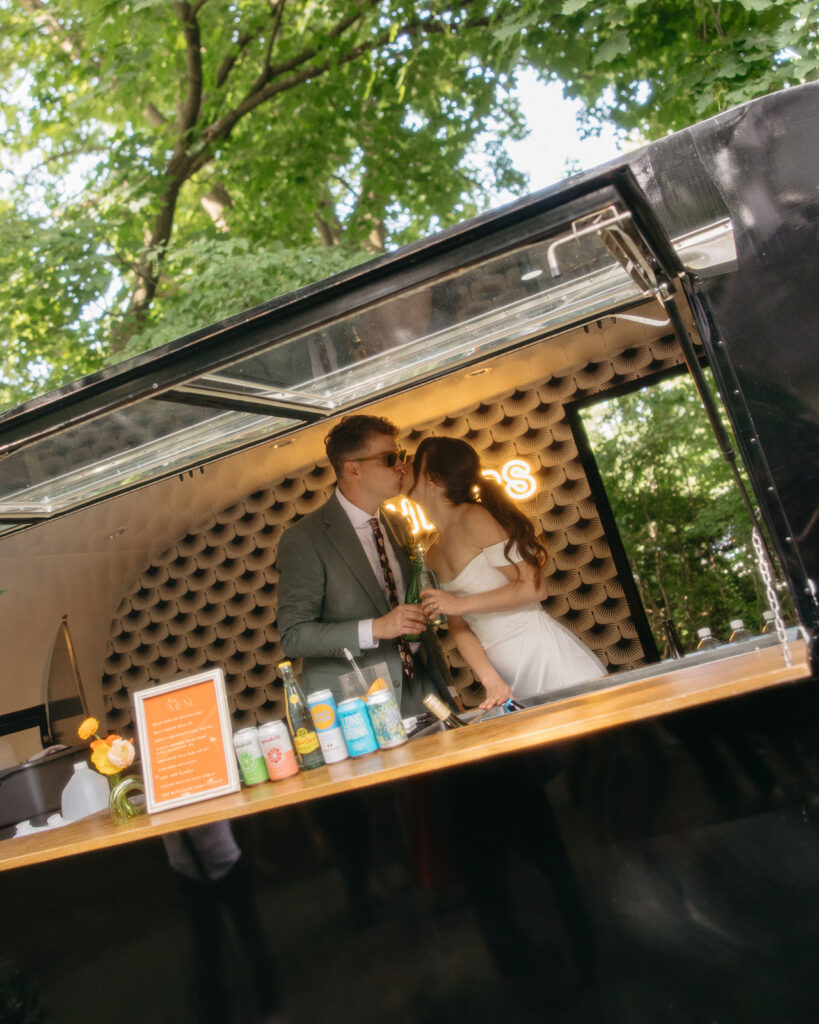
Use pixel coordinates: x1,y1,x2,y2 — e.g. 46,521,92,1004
0,636,810,873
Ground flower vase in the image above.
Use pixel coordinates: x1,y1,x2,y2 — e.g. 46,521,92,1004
108,773,146,825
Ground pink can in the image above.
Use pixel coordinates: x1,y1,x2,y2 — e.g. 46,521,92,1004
258,720,299,780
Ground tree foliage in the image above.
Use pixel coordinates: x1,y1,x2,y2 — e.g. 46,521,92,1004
0,0,815,409
583,373,783,652
519,0,818,136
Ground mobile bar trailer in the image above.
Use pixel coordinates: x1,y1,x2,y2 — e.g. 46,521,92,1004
0,82,816,1023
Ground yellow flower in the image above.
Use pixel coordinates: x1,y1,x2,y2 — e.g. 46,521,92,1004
90,741,119,776
78,717,100,741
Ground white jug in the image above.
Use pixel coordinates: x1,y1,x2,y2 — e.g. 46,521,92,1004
60,761,109,822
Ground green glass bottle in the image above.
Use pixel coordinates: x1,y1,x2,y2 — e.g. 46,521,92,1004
403,546,424,641
279,660,325,770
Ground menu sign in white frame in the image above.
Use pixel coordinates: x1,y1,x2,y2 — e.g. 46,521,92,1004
133,669,240,814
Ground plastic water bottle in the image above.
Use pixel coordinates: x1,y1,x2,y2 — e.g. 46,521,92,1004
696,627,720,651
728,619,753,643
61,761,110,822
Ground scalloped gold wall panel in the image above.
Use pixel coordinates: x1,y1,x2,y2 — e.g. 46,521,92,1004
102,337,686,730
500,389,542,416
557,607,595,633
566,517,605,546
243,489,277,513
516,426,553,454
195,602,227,626
204,521,236,546
542,594,569,618
612,346,654,374
527,401,564,427
465,402,505,428
177,533,207,557
482,439,519,464
574,362,615,389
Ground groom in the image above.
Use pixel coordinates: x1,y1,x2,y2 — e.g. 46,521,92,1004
276,414,453,716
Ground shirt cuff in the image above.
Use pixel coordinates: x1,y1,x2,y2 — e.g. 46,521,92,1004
359,619,378,650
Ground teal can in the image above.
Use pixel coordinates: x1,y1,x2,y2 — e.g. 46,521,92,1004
337,697,378,757
365,689,407,748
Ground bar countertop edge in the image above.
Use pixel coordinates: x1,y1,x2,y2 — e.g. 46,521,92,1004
0,637,810,873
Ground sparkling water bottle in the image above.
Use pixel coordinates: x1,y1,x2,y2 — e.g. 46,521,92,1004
279,661,324,770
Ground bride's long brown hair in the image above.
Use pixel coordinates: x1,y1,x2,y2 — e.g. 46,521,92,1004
413,436,546,575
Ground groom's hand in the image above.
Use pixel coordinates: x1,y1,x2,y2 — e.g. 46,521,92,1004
373,604,428,640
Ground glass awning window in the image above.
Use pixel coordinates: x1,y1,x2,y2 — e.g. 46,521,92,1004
182,213,648,414
0,169,732,529
0,401,294,518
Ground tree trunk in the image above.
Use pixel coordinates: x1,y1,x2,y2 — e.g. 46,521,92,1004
111,178,184,351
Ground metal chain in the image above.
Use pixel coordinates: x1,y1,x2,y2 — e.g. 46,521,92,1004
751,526,791,668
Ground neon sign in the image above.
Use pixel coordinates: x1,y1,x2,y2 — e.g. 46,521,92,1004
481,459,537,501
384,498,436,536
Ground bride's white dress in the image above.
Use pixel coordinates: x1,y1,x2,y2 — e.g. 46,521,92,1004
441,541,606,700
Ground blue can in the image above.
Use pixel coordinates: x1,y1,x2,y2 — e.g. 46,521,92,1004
337,697,378,757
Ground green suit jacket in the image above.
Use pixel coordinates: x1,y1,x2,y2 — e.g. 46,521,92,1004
276,490,452,715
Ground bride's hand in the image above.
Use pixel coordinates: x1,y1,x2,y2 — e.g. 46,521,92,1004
478,675,513,710
420,587,463,618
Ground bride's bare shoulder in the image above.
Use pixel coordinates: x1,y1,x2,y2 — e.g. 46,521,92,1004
458,503,507,547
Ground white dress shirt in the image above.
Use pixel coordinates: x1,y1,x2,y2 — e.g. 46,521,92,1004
335,488,407,650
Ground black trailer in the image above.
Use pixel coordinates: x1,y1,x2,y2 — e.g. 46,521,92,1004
0,83,817,1024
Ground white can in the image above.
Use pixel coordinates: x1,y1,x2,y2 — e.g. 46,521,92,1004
307,690,349,764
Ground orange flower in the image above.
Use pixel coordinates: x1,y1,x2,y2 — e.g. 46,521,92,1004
77,717,100,741
84,727,133,776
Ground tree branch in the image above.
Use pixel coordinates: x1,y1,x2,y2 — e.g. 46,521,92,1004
142,102,168,128
215,29,258,88
214,0,288,90
195,8,484,161
118,0,493,340
331,172,358,198
173,1,205,138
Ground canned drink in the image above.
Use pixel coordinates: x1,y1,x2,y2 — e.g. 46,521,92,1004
307,690,349,764
232,727,269,786
365,689,408,748
337,697,378,757
257,720,299,780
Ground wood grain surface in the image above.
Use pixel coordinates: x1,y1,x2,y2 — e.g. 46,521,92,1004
0,637,810,873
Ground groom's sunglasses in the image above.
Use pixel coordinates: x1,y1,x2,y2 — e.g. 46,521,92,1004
351,449,408,468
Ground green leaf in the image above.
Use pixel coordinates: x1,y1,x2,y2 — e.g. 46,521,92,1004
561,0,590,15
733,0,776,10
592,31,631,66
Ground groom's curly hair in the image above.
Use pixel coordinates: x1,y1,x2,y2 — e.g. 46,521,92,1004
325,414,399,477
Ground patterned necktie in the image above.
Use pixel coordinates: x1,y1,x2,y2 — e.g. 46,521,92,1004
369,517,414,682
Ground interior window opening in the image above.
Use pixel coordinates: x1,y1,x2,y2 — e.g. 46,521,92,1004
571,368,792,658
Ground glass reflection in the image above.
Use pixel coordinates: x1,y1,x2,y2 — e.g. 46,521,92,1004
0,403,292,515
210,229,643,410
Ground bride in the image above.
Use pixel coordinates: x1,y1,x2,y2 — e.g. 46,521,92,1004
409,436,605,709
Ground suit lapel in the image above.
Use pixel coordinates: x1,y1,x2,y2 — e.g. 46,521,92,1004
323,492,389,614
